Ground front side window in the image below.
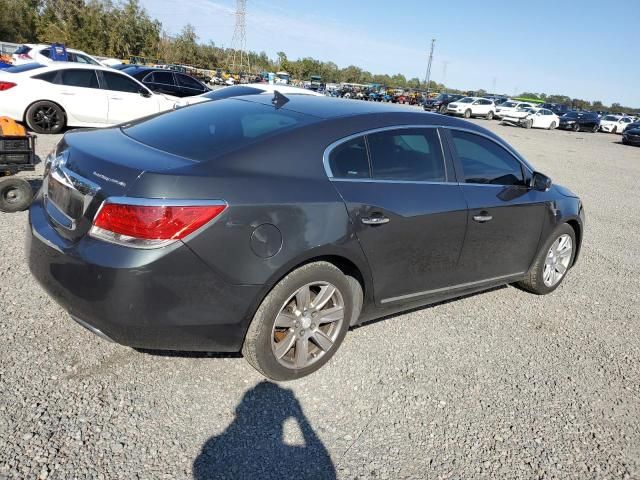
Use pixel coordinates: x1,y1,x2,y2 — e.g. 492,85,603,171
449,130,524,186
102,71,144,93
367,128,445,182
177,74,204,90
60,69,99,89
328,137,369,179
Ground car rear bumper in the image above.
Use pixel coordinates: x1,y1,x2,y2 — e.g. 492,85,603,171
28,196,261,352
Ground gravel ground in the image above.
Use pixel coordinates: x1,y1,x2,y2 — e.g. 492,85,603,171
1,118,639,479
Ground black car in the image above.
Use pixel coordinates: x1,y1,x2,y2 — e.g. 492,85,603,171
622,126,640,146
28,95,584,380
423,93,464,113
120,66,209,97
558,111,600,132
540,103,570,117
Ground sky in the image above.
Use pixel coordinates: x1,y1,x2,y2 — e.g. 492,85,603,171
140,0,639,107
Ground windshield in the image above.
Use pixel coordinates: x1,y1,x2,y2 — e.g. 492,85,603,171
501,101,517,108
3,63,46,73
123,98,318,161
458,97,474,103
603,115,619,121
563,112,578,118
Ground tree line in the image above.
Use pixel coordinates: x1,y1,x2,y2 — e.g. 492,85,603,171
0,0,636,112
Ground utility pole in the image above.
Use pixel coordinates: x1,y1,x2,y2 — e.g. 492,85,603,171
227,0,250,74
491,77,497,95
424,39,435,95
442,61,449,90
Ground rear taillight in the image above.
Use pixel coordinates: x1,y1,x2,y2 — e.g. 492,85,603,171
0,82,16,91
90,199,226,249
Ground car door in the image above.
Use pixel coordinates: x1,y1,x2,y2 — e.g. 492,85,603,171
176,73,208,97
327,127,468,304
52,68,109,124
444,128,546,282
620,117,632,132
472,99,488,116
100,70,159,124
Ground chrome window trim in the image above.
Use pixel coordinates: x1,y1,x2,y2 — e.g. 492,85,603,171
100,197,227,208
322,124,452,184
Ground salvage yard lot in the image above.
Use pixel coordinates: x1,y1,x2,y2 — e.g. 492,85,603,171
1,118,639,479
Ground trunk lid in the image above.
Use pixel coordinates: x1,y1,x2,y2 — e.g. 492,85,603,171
43,127,196,242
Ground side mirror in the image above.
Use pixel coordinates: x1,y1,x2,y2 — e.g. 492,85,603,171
139,89,152,98
531,172,552,192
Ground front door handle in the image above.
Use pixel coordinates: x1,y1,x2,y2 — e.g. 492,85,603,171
361,216,390,225
473,212,493,223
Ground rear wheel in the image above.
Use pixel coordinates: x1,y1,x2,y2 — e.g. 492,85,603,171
439,104,447,113
25,101,65,134
0,177,33,213
463,109,472,119
242,262,353,381
573,122,580,132
548,121,557,130
517,224,576,295
486,110,494,120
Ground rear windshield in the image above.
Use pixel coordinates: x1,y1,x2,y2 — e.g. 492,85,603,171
3,63,46,73
203,86,264,101
13,45,32,55
501,101,517,108
122,98,318,161
603,115,619,121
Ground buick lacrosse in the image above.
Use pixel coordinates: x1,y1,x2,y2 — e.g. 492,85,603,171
28,95,584,380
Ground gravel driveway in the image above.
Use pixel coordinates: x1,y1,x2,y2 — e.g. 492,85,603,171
1,119,639,479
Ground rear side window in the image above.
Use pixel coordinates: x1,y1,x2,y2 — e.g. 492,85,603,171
328,137,369,179
123,98,318,161
151,71,175,85
102,71,143,93
14,45,32,55
367,128,445,182
33,71,58,83
60,69,99,89
449,130,524,186
203,86,263,101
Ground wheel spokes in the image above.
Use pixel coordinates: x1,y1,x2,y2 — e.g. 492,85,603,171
274,311,296,328
317,305,344,324
312,285,336,310
311,329,334,352
274,331,296,359
294,338,309,368
295,286,311,312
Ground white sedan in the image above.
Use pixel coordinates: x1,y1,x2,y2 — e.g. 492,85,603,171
446,97,496,119
0,63,178,134
501,108,560,129
12,44,105,67
599,115,633,134
494,101,536,119
176,83,324,107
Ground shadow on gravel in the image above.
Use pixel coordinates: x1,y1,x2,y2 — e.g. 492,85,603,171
193,381,336,480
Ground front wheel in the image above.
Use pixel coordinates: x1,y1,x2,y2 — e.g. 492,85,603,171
573,122,580,132
611,126,617,134
517,224,576,295
524,119,533,129
242,262,353,381
463,109,471,119
592,124,599,133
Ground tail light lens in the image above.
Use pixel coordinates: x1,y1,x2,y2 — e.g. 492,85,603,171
90,199,226,249
0,82,17,91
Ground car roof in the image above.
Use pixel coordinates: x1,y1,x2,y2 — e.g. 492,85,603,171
23,43,90,55
27,63,115,73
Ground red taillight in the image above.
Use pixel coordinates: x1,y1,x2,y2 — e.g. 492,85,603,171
90,201,226,248
0,81,16,91
18,53,31,59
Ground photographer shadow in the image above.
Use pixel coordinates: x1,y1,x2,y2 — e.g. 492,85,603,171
193,381,336,480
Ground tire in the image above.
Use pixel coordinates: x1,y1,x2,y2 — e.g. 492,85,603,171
524,119,533,129
242,262,353,381
486,110,494,120
573,122,580,132
463,109,472,119
548,121,557,130
0,177,33,213
517,224,576,295
611,126,617,134
25,101,65,134
439,104,447,114
591,124,598,133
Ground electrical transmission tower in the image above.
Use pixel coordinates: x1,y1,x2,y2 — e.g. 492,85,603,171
424,39,435,94
227,0,250,73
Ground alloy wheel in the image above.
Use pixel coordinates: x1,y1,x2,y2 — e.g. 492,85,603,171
32,106,62,133
543,234,573,287
271,281,345,370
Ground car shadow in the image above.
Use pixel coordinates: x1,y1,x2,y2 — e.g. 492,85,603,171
192,380,336,480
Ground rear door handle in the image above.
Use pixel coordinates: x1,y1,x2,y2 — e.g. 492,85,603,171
473,212,493,223
361,216,389,225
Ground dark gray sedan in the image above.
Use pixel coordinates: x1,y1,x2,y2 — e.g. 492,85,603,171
28,94,584,380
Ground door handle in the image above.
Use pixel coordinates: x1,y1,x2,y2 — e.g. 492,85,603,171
361,216,389,225
473,212,493,223
61,91,75,95
109,97,123,100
